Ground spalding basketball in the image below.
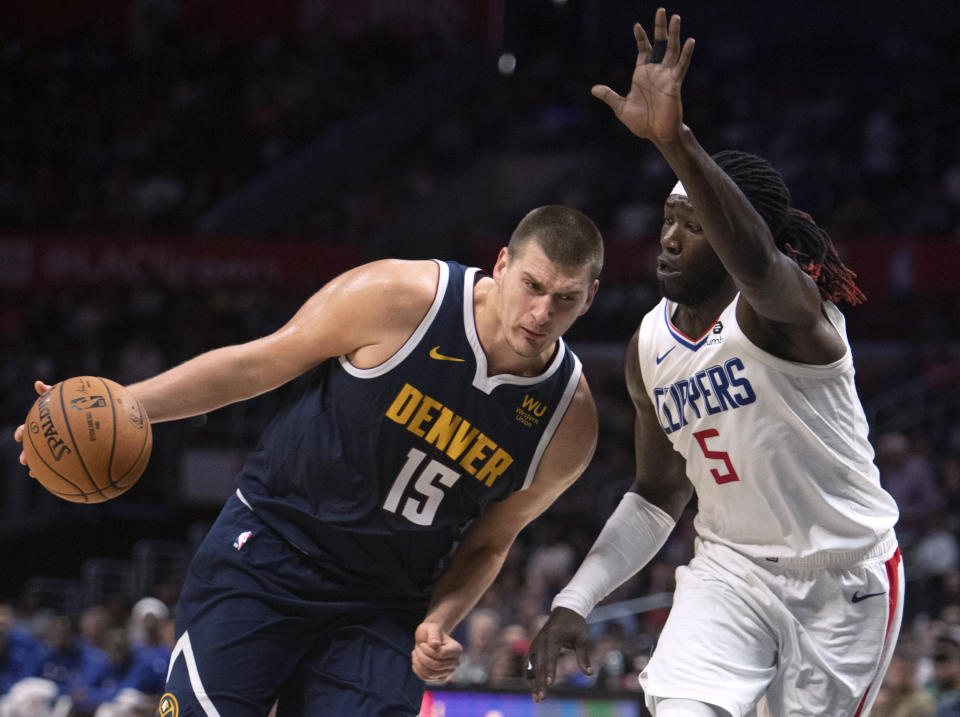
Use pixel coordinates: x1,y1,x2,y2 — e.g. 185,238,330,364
22,376,152,503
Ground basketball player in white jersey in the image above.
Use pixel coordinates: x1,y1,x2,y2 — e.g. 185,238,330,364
526,9,902,717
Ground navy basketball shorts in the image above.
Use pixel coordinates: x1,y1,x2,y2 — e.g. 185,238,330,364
159,494,427,717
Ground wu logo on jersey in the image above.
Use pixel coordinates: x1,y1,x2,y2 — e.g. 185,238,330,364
515,394,548,427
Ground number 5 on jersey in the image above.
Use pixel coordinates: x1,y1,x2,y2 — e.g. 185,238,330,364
383,448,461,525
692,428,740,485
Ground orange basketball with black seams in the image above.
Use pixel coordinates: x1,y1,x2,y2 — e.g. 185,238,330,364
22,376,152,503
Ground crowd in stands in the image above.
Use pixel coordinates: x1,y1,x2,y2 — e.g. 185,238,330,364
1,6,959,243
0,598,171,716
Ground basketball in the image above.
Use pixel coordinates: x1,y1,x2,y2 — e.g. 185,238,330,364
21,376,153,503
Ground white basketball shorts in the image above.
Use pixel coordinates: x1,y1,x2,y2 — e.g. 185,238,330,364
639,534,903,717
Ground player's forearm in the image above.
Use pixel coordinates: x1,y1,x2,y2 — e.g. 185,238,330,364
424,544,508,634
127,343,274,423
654,125,778,282
551,491,676,618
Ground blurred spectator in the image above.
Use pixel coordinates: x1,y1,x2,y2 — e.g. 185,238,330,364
872,646,935,717
485,624,529,689
450,608,501,686
0,677,72,717
876,432,942,548
931,627,960,715
30,616,103,698
912,512,960,583
73,627,165,716
77,608,112,654
11,589,55,642
125,599,167,652
0,606,39,697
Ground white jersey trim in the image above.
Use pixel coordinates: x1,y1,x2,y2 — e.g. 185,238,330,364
338,260,449,378
521,354,582,490
462,266,568,395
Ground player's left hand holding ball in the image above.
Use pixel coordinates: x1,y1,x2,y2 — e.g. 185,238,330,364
411,621,463,682
14,380,52,478
16,376,152,503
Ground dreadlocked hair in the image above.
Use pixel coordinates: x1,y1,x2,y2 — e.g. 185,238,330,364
778,208,866,306
712,149,866,306
711,150,791,238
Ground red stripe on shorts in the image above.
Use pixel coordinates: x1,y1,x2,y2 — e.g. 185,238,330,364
853,547,902,716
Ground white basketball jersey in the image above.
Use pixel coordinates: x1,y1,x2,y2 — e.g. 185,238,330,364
637,294,899,560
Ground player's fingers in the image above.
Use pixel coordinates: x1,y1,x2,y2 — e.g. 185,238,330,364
14,424,24,442
633,22,651,58
574,636,593,677
34,380,52,395
411,647,460,682
665,13,683,66
590,85,626,116
417,639,463,662
525,652,547,701
675,38,695,80
653,7,667,42
422,621,443,648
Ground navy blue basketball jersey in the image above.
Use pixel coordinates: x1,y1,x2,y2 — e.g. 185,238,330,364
236,261,583,601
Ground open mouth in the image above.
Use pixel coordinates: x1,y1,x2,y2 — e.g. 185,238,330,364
656,259,680,280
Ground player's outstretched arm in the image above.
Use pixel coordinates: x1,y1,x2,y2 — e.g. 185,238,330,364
411,376,598,683
594,9,822,327
526,329,691,701
126,259,439,423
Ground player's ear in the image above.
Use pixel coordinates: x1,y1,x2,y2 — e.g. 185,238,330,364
492,247,510,280
578,280,599,316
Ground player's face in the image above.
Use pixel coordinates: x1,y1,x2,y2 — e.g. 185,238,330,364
656,195,729,305
493,241,597,358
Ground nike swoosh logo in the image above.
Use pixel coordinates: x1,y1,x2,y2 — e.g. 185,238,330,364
656,347,676,365
851,591,886,603
429,346,465,363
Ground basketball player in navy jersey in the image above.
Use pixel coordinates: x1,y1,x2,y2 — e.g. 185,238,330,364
15,205,604,715
526,10,901,717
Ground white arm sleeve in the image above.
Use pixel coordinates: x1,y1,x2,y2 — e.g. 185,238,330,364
551,491,676,618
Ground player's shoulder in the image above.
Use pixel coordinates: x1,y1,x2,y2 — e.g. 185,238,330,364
348,258,443,317
636,297,666,342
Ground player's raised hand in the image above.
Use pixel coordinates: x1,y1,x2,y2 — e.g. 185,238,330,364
13,380,52,478
525,607,592,702
591,7,695,144
411,621,463,683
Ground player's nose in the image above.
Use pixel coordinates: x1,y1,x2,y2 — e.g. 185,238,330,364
660,224,681,253
530,295,553,325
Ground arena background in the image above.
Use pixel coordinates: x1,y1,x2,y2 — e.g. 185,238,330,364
1,1,959,714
